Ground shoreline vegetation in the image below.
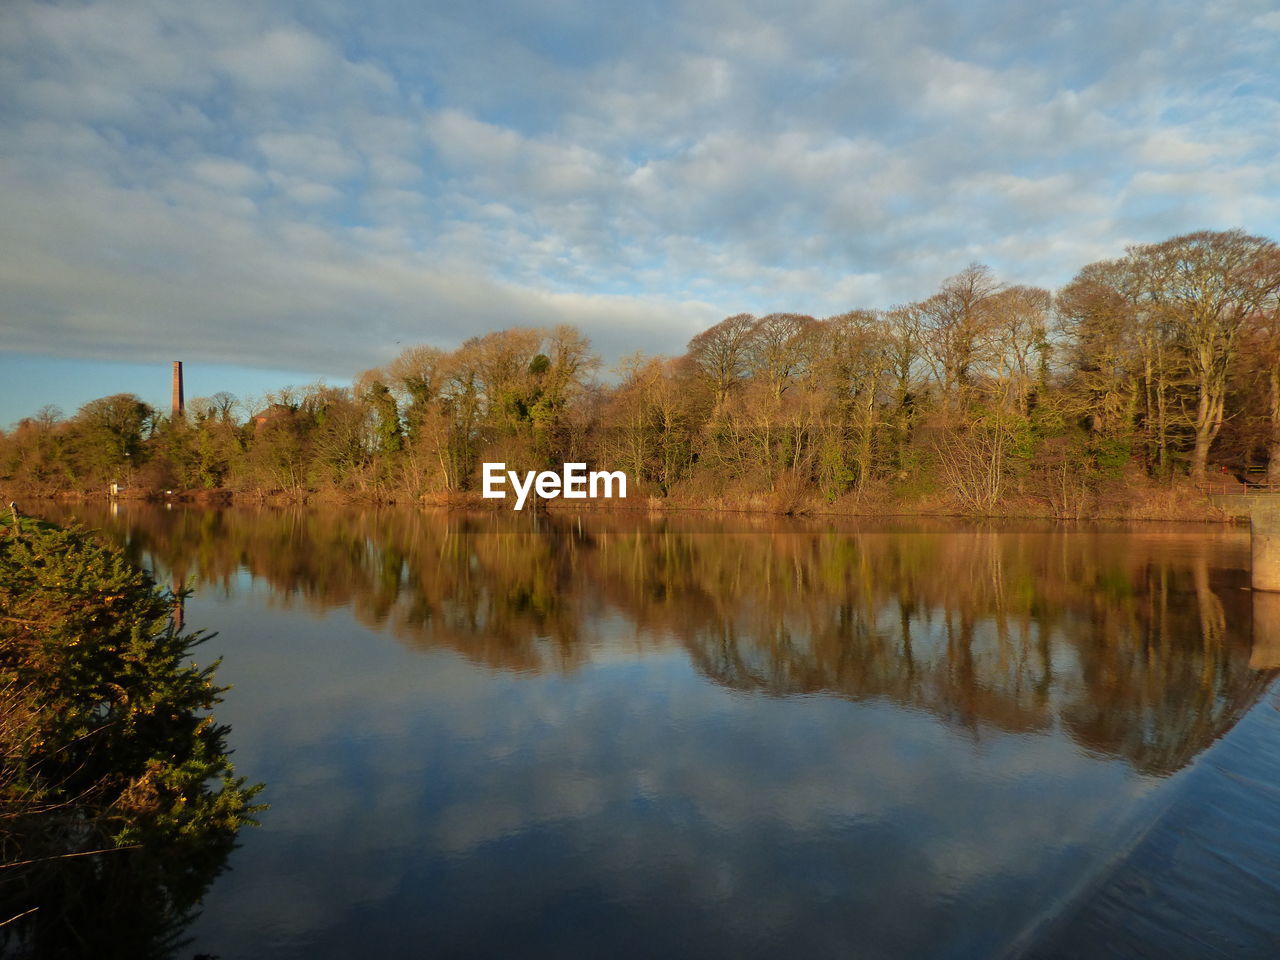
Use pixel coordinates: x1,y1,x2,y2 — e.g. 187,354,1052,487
0,517,262,957
4,479,1235,524
3,229,1278,522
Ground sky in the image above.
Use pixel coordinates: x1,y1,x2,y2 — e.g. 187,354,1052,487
1,0,1278,426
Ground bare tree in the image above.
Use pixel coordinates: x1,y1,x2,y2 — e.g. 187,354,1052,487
209,391,239,422
918,264,1002,408
687,313,757,408
1265,310,1280,484
884,306,924,474
748,313,816,402
469,328,543,429
1057,255,1189,474
1138,230,1280,481
1057,258,1142,438
820,311,893,489
987,286,1051,416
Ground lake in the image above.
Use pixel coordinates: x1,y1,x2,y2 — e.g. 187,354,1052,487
27,504,1280,958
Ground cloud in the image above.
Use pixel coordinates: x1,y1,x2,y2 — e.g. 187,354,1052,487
0,0,1277,385
257,131,362,182
192,157,264,192
0,160,716,373
216,26,336,90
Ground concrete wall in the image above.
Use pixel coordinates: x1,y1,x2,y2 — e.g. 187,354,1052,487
1208,493,1261,519
1251,499,1280,593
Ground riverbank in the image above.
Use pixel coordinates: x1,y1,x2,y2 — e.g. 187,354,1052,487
2,474,1234,523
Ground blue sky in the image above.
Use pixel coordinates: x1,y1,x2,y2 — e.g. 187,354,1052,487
2,0,1278,426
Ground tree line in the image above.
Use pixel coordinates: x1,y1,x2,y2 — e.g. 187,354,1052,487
3,229,1279,516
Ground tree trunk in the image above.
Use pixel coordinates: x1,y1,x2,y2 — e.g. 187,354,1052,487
1152,343,1162,476
1191,432,1212,483
856,390,876,488
1269,364,1280,484
1191,375,1226,484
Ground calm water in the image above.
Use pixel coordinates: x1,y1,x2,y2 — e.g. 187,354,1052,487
29,505,1280,958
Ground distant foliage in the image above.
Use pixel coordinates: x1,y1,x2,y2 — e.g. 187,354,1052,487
1,229,1278,513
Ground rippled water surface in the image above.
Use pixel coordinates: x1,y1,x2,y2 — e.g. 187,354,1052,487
31,505,1280,958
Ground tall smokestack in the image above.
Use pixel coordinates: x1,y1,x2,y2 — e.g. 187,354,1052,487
172,361,184,418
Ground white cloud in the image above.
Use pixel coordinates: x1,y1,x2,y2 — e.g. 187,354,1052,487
257,132,362,182
192,157,264,193
216,26,336,90
0,160,717,373
0,0,1276,386
1135,129,1218,168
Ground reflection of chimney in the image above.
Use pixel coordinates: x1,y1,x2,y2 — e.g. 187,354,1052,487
171,361,184,418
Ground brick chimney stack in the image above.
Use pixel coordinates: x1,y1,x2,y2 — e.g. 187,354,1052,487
172,361,184,418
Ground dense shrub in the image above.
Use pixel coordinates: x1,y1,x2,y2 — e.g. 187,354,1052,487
0,518,261,958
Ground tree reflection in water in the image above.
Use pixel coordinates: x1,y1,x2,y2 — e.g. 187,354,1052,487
1,827,241,960
44,504,1276,782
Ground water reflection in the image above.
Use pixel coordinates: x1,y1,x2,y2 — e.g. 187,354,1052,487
41,504,1275,779
23,504,1280,959
1,820,241,960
